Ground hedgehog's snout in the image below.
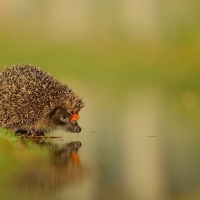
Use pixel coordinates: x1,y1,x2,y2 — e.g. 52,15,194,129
70,120,81,133
73,125,81,133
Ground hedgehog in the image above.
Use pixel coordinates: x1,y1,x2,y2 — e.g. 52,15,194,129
0,64,85,136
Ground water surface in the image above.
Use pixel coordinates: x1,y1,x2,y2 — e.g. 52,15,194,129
1,85,200,200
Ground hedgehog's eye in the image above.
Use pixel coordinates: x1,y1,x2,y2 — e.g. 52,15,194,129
60,114,67,121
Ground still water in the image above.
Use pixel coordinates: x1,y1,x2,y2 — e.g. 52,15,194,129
1,86,200,200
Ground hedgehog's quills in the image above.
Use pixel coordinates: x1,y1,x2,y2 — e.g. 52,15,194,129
0,64,85,136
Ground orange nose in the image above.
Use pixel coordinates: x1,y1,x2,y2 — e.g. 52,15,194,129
70,113,80,122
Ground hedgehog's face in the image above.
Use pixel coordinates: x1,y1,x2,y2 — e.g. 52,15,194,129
50,107,81,133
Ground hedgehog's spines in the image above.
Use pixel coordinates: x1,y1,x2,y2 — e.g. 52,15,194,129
0,63,84,133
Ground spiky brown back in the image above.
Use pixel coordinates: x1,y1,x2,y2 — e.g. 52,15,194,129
0,64,84,129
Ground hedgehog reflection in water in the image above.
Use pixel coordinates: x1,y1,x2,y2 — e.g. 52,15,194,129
0,64,85,136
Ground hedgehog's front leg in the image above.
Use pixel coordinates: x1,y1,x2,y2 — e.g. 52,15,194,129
35,130,45,136
15,129,45,137
26,129,45,137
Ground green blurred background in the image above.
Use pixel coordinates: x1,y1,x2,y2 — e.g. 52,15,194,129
1,0,200,91
1,1,200,200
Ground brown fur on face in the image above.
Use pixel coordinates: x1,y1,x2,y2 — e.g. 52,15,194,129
49,106,81,133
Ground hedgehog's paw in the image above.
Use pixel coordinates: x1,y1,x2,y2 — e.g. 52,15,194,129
35,130,45,136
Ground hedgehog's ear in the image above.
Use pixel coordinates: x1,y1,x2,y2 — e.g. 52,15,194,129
49,107,61,118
